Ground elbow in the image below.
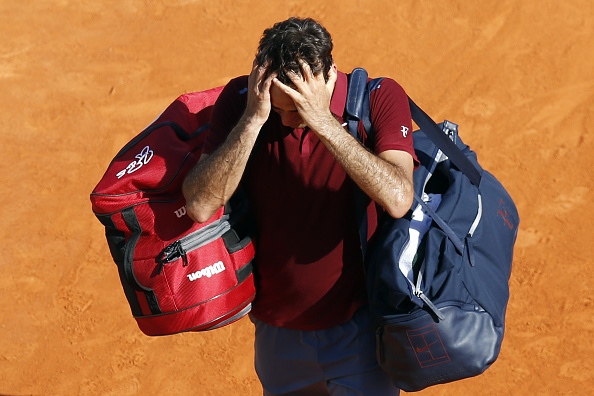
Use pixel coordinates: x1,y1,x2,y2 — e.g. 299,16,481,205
186,203,218,224
183,193,219,224
384,189,415,220
182,181,219,224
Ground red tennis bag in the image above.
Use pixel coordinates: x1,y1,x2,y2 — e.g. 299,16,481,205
90,86,256,336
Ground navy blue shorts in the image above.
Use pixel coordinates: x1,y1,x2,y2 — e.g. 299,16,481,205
250,306,400,395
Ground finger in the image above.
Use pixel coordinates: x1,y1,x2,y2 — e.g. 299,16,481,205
327,65,338,86
300,59,326,83
261,70,278,92
249,60,263,86
284,69,306,92
250,58,268,76
272,77,300,100
259,60,270,73
248,60,259,81
298,59,313,80
253,61,271,93
300,59,320,82
286,66,303,81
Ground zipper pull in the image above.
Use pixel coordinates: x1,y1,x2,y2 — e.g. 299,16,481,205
155,241,186,274
415,289,445,321
180,246,189,267
376,327,385,363
465,238,476,267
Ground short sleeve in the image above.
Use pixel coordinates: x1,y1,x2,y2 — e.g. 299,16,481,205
369,78,418,166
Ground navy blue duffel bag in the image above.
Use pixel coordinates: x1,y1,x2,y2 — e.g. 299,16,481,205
345,68,519,392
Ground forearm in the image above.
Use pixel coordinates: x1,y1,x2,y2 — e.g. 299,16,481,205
314,119,414,219
270,63,413,218
182,116,262,223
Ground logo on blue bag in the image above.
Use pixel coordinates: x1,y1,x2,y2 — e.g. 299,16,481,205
497,199,515,230
407,325,450,368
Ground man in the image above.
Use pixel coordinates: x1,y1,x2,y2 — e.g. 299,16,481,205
183,17,417,395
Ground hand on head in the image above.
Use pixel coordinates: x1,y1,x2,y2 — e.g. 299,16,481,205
271,59,338,131
244,59,278,126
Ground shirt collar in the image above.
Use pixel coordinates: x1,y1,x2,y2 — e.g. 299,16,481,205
330,70,348,118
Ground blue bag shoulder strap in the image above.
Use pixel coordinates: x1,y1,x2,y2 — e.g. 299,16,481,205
345,68,383,143
345,68,376,259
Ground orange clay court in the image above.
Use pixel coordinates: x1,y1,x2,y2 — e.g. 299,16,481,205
0,1,592,395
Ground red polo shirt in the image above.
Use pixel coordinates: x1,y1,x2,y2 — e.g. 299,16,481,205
204,71,416,330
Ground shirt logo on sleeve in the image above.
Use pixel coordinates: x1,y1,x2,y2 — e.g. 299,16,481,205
401,126,409,137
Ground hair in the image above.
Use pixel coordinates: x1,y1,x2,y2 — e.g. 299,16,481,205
255,17,334,84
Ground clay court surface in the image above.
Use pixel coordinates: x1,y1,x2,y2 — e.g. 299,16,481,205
1,1,593,394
